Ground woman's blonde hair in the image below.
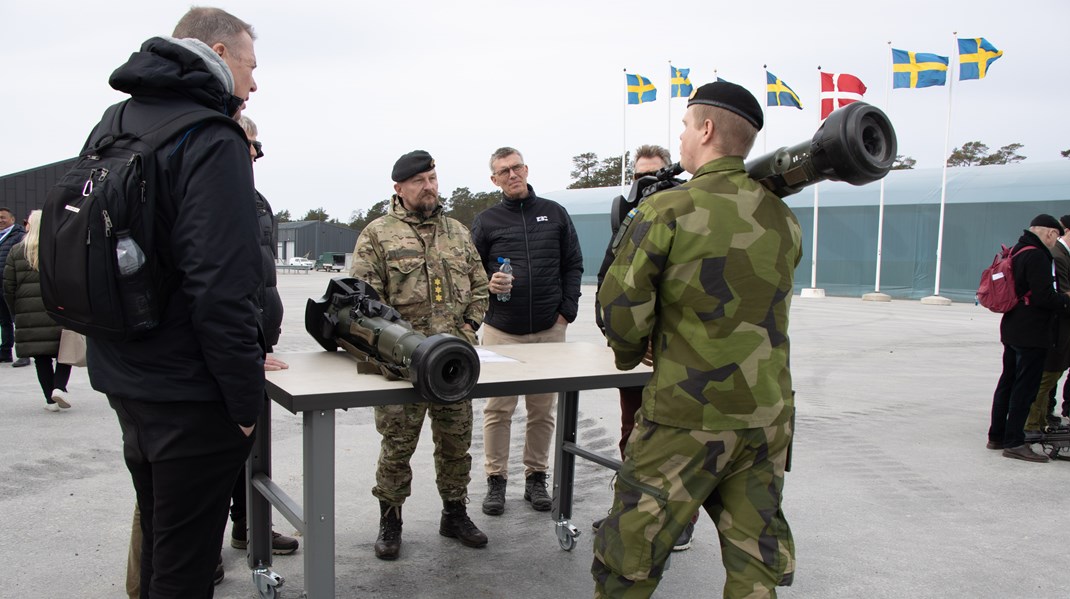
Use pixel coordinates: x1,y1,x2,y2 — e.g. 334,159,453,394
24,210,41,271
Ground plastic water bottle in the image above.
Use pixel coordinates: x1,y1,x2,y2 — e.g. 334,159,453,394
496,257,512,302
115,230,158,331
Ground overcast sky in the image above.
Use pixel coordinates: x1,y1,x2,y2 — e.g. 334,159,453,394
3,0,1066,222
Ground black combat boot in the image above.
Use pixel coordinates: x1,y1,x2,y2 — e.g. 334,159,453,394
374,502,402,560
524,472,552,511
482,475,507,516
440,499,488,548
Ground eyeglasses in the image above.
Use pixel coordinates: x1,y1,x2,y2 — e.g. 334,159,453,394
250,140,264,162
492,163,526,178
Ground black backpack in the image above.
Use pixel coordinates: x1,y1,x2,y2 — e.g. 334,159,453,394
39,101,242,340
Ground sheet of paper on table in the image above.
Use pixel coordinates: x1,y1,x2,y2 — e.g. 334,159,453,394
476,347,520,363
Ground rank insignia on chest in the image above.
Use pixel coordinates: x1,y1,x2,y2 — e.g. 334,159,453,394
434,277,444,302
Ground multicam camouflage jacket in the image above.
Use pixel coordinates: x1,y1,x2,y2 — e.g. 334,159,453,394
598,156,802,431
350,196,489,343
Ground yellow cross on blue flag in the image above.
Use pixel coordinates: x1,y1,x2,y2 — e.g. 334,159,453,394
626,73,657,104
892,49,949,88
958,38,1003,80
766,71,802,109
670,66,693,98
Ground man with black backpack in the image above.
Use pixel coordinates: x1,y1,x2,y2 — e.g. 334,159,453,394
78,7,265,598
988,214,1070,463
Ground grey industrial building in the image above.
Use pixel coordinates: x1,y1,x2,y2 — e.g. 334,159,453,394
277,220,359,262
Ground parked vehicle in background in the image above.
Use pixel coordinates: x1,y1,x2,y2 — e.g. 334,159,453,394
316,252,348,272
287,257,315,268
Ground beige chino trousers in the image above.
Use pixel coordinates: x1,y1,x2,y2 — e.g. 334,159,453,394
481,321,567,478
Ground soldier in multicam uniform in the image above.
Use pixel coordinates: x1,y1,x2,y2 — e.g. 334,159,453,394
593,81,802,599
349,150,490,560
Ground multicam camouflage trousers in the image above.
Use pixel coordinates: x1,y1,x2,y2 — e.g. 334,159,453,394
592,413,795,599
372,399,474,506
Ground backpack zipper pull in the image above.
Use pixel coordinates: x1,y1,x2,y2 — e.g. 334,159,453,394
103,211,113,237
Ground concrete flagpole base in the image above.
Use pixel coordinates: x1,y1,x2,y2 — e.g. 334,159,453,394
920,295,952,306
862,292,891,302
800,288,826,298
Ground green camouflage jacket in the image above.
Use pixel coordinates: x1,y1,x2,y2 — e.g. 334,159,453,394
598,156,802,431
350,196,489,342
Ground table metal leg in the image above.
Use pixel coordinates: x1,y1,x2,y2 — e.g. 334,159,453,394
551,390,581,551
304,409,336,598
248,394,273,569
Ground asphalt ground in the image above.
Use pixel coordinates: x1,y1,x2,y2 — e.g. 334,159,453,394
3,271,1068,598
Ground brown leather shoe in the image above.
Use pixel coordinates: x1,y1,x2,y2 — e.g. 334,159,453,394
986,441,1004,450
1002,444,1049,463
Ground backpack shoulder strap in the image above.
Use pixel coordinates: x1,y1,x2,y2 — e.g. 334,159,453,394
85,101,245,153
137,107,245,149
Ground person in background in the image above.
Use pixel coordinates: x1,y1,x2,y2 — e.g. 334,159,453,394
0,207,28,367
988,214,1070,463
3,210,72,411
591,144,699,551
471,147,583,517
226,114,298,555
1026,214,1070,433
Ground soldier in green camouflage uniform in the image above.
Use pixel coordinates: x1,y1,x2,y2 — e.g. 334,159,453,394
593,82,802,598
349,150,490,560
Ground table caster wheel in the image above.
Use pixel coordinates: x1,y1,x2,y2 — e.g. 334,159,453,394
556,520,580,551
253,567,284,599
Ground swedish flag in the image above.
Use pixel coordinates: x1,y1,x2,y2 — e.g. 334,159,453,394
958,38,1003,80
626,73,657,104
671,66,693,98
766,71,802,109
892,49,948,88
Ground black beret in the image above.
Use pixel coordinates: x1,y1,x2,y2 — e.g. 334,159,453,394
391,150,435,182
1031,213,1064,235
687,81,764,131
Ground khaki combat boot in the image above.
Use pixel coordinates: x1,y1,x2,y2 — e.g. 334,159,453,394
440,499,488,548
374,502,403,560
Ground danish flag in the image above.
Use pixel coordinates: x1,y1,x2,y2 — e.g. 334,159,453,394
820,72,867,120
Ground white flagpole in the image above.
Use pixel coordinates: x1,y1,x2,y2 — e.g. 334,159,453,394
760,65,767,155
668,60,673,154
865,42,893,302
622,68,628,188
922,34,956,305
802,66,826,298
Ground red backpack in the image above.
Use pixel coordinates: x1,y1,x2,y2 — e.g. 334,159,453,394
977,245,1036,313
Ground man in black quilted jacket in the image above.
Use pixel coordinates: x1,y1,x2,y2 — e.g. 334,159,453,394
988,214,1070,463
471,147,583,516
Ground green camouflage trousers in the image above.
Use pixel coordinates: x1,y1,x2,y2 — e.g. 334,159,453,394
592,413,795,599
372,399,473,505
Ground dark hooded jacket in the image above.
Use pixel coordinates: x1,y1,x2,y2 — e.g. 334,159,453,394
85,37,265,426
0,223,26,275
1001,229,1070,349
256,191,283,349
470,185,583,335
